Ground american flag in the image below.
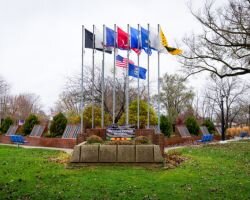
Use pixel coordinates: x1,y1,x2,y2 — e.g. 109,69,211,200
116,55,134,68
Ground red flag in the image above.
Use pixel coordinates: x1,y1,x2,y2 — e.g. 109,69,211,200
117,27,129,49
132,48,141,55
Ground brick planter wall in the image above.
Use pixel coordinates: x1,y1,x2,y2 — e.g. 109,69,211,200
153,134,165,153
164,136,201,146
0,135,12,144
135,129,155,142
164,135,223,146
76,134,86,145
0,135,76,149
86,128,106,140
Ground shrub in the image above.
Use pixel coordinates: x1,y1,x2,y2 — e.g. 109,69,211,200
202,118,215,134
83,105,111,129
86,135,103,144
242,126,250,134
50,113,67,137
134,136,151,144
43,132,53,138
185,116,200,135
226,126,250,137
0,117,13,134
118,100,157,128
23,114,39,135
67,112,81,124
160,115,172,137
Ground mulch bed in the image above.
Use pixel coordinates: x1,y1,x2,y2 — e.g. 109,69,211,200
163,151,187,169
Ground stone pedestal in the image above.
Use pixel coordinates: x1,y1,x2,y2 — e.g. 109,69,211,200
70,144,163,163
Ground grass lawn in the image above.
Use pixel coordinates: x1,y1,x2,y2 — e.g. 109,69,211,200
0,141,249,200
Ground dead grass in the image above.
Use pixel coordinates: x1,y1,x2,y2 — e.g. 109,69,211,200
48,152,71,164
226,126,250,137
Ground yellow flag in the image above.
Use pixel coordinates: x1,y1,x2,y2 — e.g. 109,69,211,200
160,28,168,47
160,27,182,55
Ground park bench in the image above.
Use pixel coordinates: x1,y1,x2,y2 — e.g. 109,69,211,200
239,132,249,138
10,135,28,147
197,134,213,143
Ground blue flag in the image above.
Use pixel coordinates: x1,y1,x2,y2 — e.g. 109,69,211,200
130,27,140,49
141,27,152,55
128,63,147,80
106,27,115,47
130,27,141,54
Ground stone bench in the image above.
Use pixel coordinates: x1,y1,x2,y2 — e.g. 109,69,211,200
70,143,163,163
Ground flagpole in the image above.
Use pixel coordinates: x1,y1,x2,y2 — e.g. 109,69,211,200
157,24,160,133
137,24,140,129
113,24,117,124
101,24,105,128
147,23,150,129
126,24,130,126
80,25,85,134
92,24,95,129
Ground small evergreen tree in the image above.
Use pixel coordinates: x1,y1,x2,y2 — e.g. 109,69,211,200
0,117,13,134
23,114,39,135
50,112,67,137
160,115,172,137
185,116,200,135
118,100,157,128
202,118,215,134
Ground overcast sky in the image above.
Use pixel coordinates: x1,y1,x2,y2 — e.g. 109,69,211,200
0,0,224,113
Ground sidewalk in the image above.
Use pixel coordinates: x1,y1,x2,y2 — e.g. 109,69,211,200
164,144,202,153
0,143,73,154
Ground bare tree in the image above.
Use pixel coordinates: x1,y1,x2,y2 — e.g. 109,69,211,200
196,91,216,120
0,76,10,121
232,102,250,125
159,73,195,122
0,76,10,94
0,76,45,122
7,93,43,120
179,0,250,78
201,75,249,128
55,65,147,123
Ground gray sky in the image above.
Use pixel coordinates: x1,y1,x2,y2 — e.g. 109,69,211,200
0,0,212,113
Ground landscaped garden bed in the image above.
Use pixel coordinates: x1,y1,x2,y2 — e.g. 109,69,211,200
70,135,164,163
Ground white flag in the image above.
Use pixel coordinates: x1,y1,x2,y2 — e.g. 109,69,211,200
149,26,167,54
94,27,103,49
